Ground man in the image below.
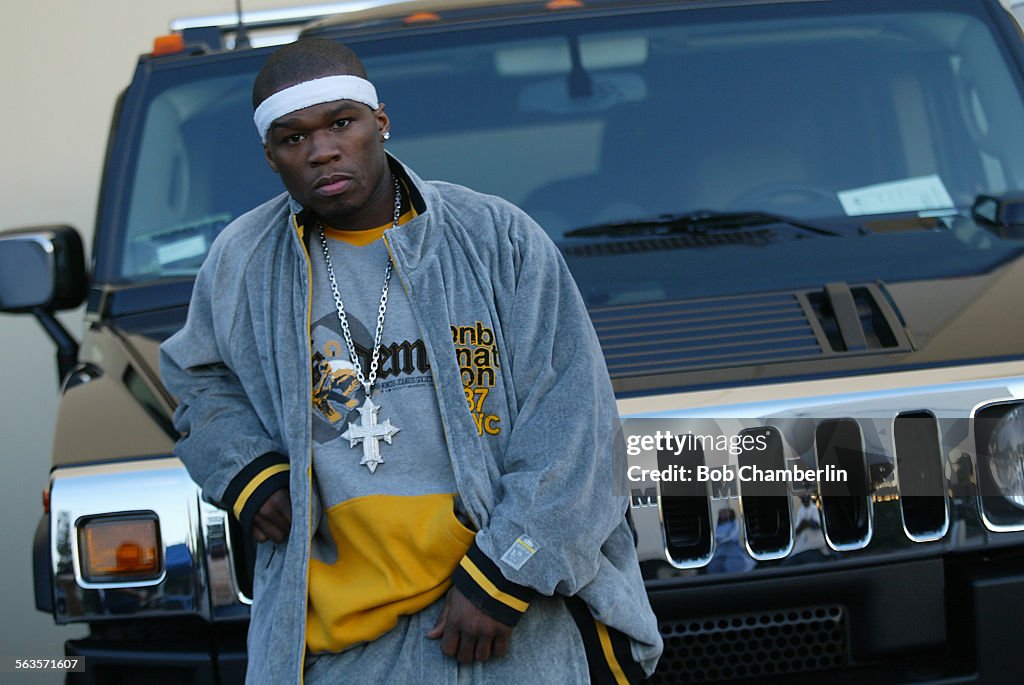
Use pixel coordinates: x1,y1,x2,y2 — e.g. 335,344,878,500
160,38,661,684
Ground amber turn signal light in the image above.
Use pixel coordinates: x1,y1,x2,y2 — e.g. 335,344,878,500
79,516,161,582
546,0,584,9
152,34,185,57
404,12,441,24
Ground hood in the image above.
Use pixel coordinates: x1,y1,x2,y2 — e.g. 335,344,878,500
51,303,184,468
572,245,1024,396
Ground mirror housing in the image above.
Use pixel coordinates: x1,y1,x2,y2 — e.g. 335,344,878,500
0,225,87,385
0,225,87,313
972,193,1024,239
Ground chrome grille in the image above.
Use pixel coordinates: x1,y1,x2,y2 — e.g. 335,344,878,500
636,380,1024,574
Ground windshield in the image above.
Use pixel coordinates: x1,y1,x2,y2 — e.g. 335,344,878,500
113,0,1024,301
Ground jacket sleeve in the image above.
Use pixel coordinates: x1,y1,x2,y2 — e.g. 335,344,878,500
451,210,626,625
159,245,290,535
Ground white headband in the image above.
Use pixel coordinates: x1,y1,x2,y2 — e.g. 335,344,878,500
254,75,380,142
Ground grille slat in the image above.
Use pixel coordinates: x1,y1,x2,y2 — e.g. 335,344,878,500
658,443,713,567
815,419,872,550
894,412,948,540
738,427,792,558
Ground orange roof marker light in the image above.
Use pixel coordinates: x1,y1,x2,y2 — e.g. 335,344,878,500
404,11,442,24
547,0,584,10
152,34,186,57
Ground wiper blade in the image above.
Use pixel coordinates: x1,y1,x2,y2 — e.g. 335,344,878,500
563,210,841,238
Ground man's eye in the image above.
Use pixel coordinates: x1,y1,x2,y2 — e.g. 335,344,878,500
281,133,305,144
333,119,351,128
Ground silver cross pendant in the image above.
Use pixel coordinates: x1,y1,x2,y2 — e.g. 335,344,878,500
341,396,400,473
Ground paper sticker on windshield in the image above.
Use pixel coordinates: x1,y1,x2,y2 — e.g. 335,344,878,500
156,235,207,265
837,175,954,217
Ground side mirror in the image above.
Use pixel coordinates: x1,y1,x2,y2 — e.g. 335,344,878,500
972,193,1024,239
0,225,87,385
0,225,87,313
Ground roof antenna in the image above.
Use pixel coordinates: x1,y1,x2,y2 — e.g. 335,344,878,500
234,0,251,48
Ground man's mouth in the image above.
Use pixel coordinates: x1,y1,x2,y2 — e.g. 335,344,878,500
315,174,352,197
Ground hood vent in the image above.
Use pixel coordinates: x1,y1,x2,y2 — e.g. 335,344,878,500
590,282,911,379
804,282,909,353
593,292,823,377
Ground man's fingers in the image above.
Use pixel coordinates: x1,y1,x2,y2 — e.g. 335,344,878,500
253,512,287,544
263,491,292,532
474,634,493,662
434,586,514,663
456,630,478,665
441,620,460,658
493,631,510,659
266,523,288,544
264,507,290,536
250,488,292,544
281,492,292,523
426,602,448,639
269,489,292,521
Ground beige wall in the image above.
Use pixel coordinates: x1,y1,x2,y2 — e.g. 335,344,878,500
0,0,314,676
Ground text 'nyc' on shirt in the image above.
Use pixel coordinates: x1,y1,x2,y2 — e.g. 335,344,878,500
305,208,473,655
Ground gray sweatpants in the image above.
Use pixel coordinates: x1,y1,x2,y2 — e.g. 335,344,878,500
303,593,589,684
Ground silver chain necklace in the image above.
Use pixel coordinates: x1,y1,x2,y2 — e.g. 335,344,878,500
317,176,402,473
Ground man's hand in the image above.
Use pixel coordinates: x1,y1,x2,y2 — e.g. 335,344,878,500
251,488,291,544
426,586,513,664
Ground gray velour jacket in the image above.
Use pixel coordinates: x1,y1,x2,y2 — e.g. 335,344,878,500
160,157,663,683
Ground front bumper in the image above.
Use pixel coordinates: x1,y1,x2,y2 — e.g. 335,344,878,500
647,552,1024,684
65,618,247,685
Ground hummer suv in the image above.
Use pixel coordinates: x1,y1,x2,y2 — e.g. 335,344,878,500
4,0,1024,682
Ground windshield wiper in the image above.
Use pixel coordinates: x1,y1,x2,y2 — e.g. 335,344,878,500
563,210,841,238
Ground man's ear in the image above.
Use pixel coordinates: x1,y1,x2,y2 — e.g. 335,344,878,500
263,143,280,174
375,104,390,141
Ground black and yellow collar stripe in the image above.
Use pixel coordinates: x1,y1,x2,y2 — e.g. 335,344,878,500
451,540,537,626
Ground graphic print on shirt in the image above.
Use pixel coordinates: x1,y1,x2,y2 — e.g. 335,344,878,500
311,311,432,445
451,321,502,436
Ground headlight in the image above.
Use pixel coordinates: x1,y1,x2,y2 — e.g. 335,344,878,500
985,403,1024,509
976,402,1024,531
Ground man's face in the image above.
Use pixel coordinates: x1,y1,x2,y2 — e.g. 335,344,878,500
263,98,392,230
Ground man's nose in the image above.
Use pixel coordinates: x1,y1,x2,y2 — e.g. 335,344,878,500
308,129,341,165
